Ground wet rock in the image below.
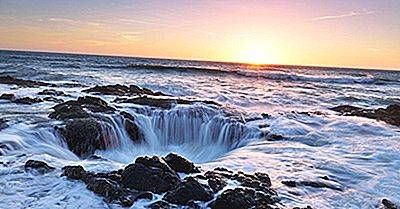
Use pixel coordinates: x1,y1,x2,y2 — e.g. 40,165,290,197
293,206,313,209
62,165,88,181
0,93,16,100
121,156,180,193
43,97,64,103
24,160,55,173
49,96,115,120
38,89,66,96
0,75,54,87
332,104,400,127
382,199,399,209
209,187,276,209
164,177,213,205
83,84,168,96
282,180,342,191
121,111,143,141
163,153,200,174
115,95,220,109
0,118,8,130
13,97,43,105
205,171,228,192
148,200,178,209
49,96,142,157
264,133,284,141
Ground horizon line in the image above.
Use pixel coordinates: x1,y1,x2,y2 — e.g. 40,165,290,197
1,48,398,72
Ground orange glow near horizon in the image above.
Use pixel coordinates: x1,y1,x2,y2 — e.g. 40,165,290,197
0,1,399,70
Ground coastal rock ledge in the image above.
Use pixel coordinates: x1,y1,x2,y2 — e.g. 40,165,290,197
24,154,294,209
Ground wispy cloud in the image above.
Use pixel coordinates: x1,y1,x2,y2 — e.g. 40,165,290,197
313,9,374,21
48,17,78,24
118,18,162,26
121,32,142,42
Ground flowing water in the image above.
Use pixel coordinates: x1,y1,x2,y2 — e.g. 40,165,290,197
0,50,399,208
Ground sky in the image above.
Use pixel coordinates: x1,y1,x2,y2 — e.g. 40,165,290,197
0,0,399,69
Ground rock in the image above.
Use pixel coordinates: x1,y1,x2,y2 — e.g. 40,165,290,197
58,118,105,157
148,200,177,209
164,177,213,205
115,95,220,109
332,104,400,127
13,97,43,105
209,188,273,209
82,84,168,96
163,153,200,174
49,96,142,157
121,156,180,193
38,89,66,96
49,96,115,120
121,111,143,141
264,134,284,141
0,93,16,100
0,118,8,130
24,160,55,173
62,165,88,181
382,199,399,209
0,75,54,87
205,171,228,193
293,206,313,209
43,97,64,103
282,180,342,191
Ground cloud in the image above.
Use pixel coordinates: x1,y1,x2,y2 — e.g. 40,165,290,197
118,18,162,26
313,9,374,21
48,17,78,24
121,32,142,42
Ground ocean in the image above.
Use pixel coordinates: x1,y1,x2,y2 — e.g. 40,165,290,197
0,50,399,208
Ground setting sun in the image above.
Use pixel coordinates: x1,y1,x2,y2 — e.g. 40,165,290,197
238,49,272,65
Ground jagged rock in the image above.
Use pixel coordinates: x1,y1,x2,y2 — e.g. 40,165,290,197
43,97,64,103
0,75,54,87
38,89,66,96
332,104,400,127
163,153,200,174
282,180,342,191
148,200,177,209
0,93,16,100
49,96,115,120
121,156,180,193
382,199,399,209
121,111,143,141
24,160,55,173
164,177,213,205
205,171,228,192
49,96,142,156
13,97,43,105
264,133,284,141
115,95,220,109
62,165,88,181
0,118,7,130
58,118,105,157
209,187,275,209
82,84,168,96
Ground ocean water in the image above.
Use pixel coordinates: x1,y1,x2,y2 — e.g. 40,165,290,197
0,50,399,209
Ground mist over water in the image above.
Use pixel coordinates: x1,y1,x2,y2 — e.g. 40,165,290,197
0,50,400,209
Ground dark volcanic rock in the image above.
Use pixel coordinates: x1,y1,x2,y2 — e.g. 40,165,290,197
115,95,220,109
43,97,64,103
49,96,142,157
382,199,399,209
83,84,168,96
13,97,43,105
59,118,105,157
332,104,400,127
62,165,88,181
148,200,177,209
164,177,213,205
282,179,342,191
209,187,276,209
49,96,115,120
24,160,55,173
62,165,151,207
163,153,200,174
0,75,54,87
38,89,66,96
0,93,16,100
121,156,180,193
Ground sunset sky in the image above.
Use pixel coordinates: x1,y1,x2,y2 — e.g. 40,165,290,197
0,0,399,69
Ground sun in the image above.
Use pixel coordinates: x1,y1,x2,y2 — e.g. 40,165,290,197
237,49,274,65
